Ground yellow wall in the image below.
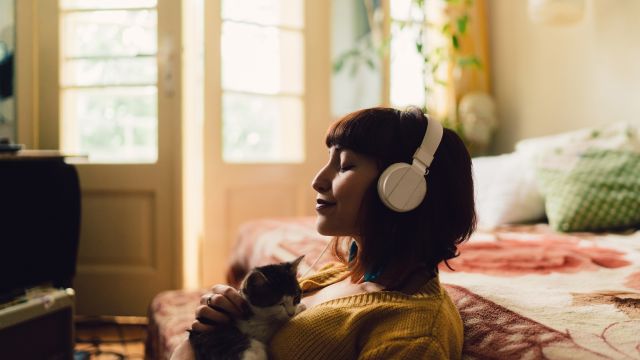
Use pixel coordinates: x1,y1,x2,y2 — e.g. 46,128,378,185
488,0,640,153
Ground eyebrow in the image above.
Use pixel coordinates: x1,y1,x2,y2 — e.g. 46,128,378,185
329,145,344,156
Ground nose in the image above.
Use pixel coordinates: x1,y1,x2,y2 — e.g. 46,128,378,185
311,165,331,193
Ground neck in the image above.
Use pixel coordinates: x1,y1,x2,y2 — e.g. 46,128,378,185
369,263,435,292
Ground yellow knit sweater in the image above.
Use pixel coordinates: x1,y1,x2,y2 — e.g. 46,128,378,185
269,264,463,360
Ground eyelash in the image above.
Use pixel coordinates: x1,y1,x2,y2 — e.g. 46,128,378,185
339,165,354,173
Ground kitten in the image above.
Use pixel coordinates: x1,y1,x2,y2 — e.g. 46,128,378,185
189,256,306,360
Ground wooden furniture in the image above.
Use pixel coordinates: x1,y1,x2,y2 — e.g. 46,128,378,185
0,151,81,358
0,151,82,299
0,288,75,359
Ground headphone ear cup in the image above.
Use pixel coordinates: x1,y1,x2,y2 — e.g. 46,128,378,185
377,163,427,212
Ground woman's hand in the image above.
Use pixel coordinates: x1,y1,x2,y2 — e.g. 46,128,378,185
191,284,248,332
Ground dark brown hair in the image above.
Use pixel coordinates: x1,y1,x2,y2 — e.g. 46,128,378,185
326,106,476,287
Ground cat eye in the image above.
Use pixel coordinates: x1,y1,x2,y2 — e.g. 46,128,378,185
293,295,301,304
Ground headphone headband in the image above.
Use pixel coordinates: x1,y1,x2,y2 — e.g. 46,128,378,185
412,116,443,174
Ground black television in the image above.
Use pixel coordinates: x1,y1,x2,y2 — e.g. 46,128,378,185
0,157,81,301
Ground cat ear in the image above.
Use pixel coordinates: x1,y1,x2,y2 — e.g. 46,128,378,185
246,270,268,288
290,255,305,274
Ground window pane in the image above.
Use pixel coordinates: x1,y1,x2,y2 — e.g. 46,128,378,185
223,93,303,163
221,22,303,95
390,0,424,22
222,0,304,29
62,87,157,163
390,22,425,107
61,0,157,10
63,57,157,87
62,10,156,57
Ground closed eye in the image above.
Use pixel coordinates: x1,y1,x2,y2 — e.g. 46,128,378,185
339,165,354,173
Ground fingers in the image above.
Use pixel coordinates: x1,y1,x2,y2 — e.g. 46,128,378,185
189,304,228,334
191,285,249,334
194,304,231,325
191,319,215,333
209,285,247,316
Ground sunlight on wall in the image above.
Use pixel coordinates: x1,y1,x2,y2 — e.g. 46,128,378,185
489,0,640,153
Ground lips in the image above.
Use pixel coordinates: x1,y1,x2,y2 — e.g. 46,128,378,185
316,198,336,211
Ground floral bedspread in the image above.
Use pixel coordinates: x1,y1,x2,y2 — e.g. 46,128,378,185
146,218,640,359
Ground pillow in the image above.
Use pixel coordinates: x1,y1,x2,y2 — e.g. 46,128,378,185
536,149,640,232
516,122,640,159
472,153,545,229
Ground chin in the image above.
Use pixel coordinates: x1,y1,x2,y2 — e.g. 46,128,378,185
315,217,336,236
315,217,353,237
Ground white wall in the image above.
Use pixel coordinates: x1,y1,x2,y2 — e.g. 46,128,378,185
488,0,640,153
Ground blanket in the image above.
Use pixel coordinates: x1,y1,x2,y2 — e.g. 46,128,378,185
146,218,640,359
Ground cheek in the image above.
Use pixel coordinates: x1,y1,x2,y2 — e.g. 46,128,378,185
335,176,372,212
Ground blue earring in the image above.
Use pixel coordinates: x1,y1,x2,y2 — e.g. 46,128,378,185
364,266,384,282
348,241,384,282
348,240,358,262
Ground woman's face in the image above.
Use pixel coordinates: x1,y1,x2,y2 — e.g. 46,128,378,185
311,146,379,236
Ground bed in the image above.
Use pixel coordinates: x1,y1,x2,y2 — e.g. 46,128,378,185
146,217,640,360
146,124,640,359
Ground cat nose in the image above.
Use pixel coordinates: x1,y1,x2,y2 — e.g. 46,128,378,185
286,308,296,317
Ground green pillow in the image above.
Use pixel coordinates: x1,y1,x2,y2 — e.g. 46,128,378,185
536,149,640,232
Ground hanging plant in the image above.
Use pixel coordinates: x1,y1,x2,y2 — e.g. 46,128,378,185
333,0,488,153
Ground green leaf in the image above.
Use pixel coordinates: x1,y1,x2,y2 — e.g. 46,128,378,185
457,15,468,34
457,56,482,68
331,49,360,74
434,78,448,87
452,35,460,49
332,58,345,73
416,42,423,53
365,57,376,70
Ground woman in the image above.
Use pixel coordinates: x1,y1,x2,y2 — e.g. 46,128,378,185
172,106,476,359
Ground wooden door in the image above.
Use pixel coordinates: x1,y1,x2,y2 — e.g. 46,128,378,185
36,0,182,316
201,0,332,286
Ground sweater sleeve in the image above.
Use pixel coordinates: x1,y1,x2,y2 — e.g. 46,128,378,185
358,336,448,360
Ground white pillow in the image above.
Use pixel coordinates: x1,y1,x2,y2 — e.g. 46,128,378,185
473,153,545,229
515,122,640,160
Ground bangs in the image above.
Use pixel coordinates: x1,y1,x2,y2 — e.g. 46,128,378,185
325,107,426,164
325,108,397,157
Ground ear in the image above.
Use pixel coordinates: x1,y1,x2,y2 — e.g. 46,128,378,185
246,270,268,288
290,255,305,274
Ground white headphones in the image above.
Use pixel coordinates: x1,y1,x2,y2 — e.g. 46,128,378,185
377,115,443,212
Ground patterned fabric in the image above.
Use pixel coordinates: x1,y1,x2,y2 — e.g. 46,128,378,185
537,149,640,232
146,218,640,360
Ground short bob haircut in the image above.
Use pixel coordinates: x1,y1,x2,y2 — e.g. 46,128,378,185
326,106,476,288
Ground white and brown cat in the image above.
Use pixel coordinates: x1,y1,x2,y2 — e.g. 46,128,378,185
189,256,306,360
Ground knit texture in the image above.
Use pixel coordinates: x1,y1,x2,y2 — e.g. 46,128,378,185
269,264,463,359
537,149,640,232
